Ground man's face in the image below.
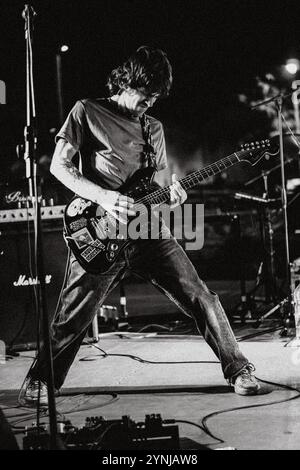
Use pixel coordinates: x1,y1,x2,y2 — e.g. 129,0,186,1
124,87,159,117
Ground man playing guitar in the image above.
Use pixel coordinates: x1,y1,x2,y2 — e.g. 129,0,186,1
23,46,259,404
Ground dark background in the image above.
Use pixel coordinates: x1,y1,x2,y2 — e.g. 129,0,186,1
1,0,300,180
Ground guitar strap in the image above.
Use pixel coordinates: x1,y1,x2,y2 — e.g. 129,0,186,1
140,113,158,171
105,97,157,170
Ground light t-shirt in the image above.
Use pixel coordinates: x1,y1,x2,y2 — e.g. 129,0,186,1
55,98,167,190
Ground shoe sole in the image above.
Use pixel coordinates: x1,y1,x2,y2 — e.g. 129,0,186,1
234,385,260,396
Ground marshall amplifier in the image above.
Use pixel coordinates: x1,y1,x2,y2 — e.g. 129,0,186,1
0,222,68,348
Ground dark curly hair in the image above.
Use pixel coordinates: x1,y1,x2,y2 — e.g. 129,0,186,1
107,46,173,98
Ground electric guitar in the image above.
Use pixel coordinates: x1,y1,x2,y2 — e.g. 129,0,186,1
63,139,278,274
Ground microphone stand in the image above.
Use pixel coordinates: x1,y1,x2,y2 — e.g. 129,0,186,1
22,4,58,449
251,88,297,334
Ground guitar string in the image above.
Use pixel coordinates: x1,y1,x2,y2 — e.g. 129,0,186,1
91,152,243,237
93,143,272,236
136,153,241,205
90,149,266,236
73,144,270,243
122,143,271,207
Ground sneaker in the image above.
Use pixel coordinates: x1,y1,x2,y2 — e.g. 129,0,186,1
24,379,48,406
230,364,260,396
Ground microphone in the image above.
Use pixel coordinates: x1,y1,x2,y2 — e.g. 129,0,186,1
22,4,37,21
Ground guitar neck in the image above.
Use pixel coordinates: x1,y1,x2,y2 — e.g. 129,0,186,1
139,151,241,206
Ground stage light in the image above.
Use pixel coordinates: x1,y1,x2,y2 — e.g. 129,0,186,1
285,59,300,75
60,45,69,53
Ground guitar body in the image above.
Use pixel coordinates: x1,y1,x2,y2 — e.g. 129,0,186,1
64,167,157,274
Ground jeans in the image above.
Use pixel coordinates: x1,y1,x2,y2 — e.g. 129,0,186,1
30,236,249,389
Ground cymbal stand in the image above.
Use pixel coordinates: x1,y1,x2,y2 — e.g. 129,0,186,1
234,186,283,323
256,172,281,304
251,91,296,333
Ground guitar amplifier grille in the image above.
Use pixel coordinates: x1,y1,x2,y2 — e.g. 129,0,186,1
0,224,68,346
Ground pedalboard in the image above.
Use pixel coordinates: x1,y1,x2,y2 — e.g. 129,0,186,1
23,414,179,450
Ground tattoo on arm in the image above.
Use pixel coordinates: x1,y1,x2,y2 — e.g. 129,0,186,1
60,157,82,183
51,140,111,203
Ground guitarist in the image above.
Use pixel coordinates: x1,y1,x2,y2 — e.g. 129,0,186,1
23,46,259,404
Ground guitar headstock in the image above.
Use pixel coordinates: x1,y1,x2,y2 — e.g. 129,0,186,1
238,139,279,166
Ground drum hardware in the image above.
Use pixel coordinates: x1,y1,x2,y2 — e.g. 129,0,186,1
245,88,300,333
233,185,284,324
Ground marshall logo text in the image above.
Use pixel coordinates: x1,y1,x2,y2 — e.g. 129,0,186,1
13,274,52,287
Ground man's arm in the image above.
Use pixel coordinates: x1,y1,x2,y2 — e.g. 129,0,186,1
50,139,135,223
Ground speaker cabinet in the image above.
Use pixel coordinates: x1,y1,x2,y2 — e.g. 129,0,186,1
0,222,68,347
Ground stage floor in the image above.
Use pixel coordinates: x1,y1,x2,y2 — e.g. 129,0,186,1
1,329,300,450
